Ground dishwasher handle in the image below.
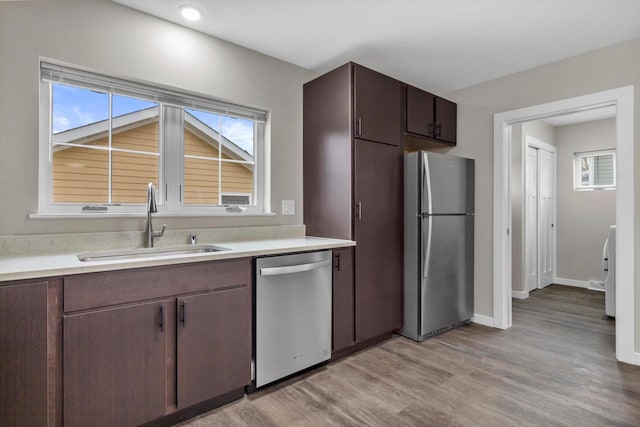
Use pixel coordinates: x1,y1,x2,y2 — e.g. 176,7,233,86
259,259,331,276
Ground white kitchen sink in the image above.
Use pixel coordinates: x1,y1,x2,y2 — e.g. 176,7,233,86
77,244,230,262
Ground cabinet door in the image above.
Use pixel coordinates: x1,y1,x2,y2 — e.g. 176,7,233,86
64,300,167,427
406,85,435,138
332,248,354,353
303,63,353,240
435,96,457,144
0,281,48,426
177,286,251,408
354,139,403,343
353,64,403,146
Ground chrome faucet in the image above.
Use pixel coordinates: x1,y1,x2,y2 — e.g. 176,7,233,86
146,183,166,248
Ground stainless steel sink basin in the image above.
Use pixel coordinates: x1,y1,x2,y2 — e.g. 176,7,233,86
77,244,230,262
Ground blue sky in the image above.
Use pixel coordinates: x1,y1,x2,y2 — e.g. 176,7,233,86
52,83,254,155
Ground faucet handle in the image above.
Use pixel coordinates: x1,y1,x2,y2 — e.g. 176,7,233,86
152,224,166,239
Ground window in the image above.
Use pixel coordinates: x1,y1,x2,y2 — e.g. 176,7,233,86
182,108,255,206
39,62,267,215
573,149,616,190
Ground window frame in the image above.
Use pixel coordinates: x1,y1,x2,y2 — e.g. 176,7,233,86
38,61,269,216
573,148,616,191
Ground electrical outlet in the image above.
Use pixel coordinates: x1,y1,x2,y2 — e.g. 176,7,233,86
282,200,295,215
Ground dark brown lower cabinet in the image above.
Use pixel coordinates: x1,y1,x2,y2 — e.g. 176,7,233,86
354,139,403,343
332,248,355,353
63,300,168,427
61,259,252,426
177,286,251,408
0,281,49,426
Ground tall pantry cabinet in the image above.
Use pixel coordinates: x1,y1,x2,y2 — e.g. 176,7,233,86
303,63,403,353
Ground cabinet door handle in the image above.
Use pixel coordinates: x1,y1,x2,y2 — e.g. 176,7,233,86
435,123,442,136
356,202,362,220
356,117,362,136
333,252,341,271
181,301,186,326
159,304,165,331
428,122,435,136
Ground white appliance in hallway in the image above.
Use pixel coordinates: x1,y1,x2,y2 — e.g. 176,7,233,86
603,225,616,317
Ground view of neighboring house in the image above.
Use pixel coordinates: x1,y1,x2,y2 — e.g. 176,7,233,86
52,106,254,205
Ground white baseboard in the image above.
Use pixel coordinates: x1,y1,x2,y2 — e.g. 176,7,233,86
587,280,605,292
512,290,529,299
553,277,588,289
618,350,640,366
472,314,494,327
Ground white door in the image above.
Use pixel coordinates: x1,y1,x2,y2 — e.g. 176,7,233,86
538,149,554,288
525,146,538,292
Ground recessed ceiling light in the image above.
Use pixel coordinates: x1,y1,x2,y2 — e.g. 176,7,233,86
180,5,202,21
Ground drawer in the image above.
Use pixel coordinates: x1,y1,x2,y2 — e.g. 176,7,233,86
64,258,251,312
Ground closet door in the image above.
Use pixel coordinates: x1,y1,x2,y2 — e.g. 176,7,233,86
538,149,555,288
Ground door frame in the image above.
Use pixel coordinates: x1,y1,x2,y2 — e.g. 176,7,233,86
493,86,638,365
525,136,557,290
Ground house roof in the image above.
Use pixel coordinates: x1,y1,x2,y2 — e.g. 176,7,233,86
52,106,254,163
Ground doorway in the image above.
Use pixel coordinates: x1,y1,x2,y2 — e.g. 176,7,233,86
510,124,558,301
493,86,638,365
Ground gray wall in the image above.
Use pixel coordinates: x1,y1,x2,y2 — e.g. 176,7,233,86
0,0,315,235
443,37,640,351
511,121,556,293
556,118,616,282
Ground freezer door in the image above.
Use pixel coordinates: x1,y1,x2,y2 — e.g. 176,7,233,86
421,152,474,214
420,215,474,336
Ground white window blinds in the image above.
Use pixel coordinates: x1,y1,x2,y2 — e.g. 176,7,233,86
40,62,267,122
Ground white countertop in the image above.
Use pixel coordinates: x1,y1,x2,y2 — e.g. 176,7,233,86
0,237,355,282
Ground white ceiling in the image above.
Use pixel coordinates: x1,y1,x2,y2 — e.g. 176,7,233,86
540,105,617,127
113,0,640,94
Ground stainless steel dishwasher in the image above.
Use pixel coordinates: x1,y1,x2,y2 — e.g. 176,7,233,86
254,251,332,388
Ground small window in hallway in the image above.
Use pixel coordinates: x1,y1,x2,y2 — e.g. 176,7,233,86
574,149,616,190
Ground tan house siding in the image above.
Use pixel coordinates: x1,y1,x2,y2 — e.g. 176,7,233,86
183,129,254,205
53,122,252,204
53,122,159,203
53,146,110,203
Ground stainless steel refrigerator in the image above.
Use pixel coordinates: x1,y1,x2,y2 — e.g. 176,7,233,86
401,151,474,341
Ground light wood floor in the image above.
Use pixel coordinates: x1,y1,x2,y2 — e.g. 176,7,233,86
179,285,640,426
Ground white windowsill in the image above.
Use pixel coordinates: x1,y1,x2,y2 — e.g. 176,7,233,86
573,187,616,192
29,212,276,219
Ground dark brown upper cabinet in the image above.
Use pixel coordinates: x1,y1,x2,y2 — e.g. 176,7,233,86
435,96,457,144
405,85,457,148
353,63,404,147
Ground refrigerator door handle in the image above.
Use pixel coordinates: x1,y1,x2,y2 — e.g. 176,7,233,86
422,152,433,214
423,216,432,278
